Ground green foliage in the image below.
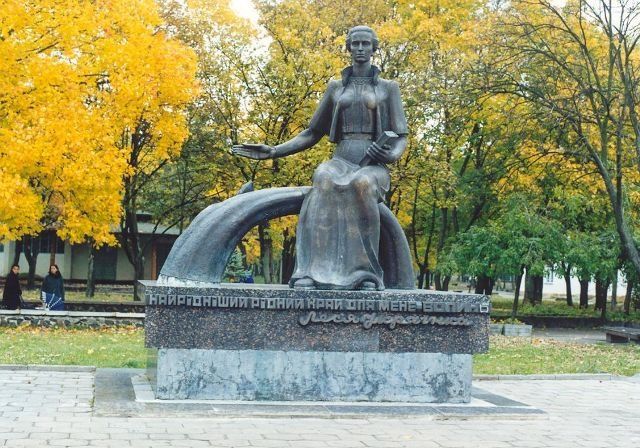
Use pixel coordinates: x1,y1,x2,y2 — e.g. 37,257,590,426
224,249,250,282
450,194,564,279
448,225,501,278
491,297,640,322
498,317,525,324
565,230,620,283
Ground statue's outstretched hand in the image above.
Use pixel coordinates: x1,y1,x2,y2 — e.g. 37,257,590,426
231,143,275,160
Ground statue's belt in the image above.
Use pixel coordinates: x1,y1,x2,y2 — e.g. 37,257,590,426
341,133,373,141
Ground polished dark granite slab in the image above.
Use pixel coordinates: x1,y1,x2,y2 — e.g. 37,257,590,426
142,282,490,354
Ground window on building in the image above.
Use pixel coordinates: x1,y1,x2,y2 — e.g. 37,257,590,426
38,232,65,254
0,243,4,253
14,232,64,254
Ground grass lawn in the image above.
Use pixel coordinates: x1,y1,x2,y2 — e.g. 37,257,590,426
0,326,145,368
475,336,640,376
64,290,136,303
0,327,639,376
19,289,136,303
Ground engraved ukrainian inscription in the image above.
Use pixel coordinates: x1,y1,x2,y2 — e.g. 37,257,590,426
146,292,490,313
146,291,488,330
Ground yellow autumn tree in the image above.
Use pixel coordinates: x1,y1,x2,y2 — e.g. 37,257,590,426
0,0,197,249
99,0,199,291
0,0,122,243
0,0,197,291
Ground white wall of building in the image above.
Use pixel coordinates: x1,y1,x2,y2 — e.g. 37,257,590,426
15,252,70,280
2,236,165,282
0,242,9,276
0,241,71,280
518,270,628,299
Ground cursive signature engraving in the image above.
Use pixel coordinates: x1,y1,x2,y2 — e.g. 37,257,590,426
298,311,471,329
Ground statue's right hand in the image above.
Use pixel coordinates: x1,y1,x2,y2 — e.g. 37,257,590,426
231,143,276,160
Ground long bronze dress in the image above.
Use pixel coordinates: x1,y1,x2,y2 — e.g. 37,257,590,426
289,66,408,290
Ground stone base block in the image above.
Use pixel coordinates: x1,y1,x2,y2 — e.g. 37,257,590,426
150,348,472,403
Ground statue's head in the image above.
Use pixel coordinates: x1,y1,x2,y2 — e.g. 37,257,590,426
346,26,378,62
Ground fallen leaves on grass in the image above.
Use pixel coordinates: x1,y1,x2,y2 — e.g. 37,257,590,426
475,336,640,376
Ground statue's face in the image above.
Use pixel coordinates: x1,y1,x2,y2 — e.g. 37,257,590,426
349,31,374,63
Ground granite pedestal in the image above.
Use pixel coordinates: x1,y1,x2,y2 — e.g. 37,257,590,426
141,281,490,403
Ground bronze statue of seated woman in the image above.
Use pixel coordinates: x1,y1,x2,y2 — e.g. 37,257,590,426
233,25,409,291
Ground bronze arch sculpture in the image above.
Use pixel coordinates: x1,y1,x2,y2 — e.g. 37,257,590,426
158,186,415,289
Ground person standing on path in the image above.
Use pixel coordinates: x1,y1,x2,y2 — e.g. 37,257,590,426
41,264,65,311
2,264,22,310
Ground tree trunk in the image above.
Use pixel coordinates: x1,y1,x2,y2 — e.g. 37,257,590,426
258,224,272,284
434,207,449,292
511,267,525,318
440,275,451,291
418,204,437,290
474,275,494,295
49,234,57,266
611,271,618,311
418,269,427,289
579,278,589,308
23,236,39,289
624,279,634,315
271,255,279,284
594,278,609,311
486,277,494,295
433,274,452,291
563,265,573,306
12,242,21,267
120,205,144,301
533,276,543,304
474,275,488,294
434,273,443,291
133,257,145,299
85,246,96,298
118,119,170,301
281,231,296,285
524,274,543,305
418,269,432,289
524,273,533,304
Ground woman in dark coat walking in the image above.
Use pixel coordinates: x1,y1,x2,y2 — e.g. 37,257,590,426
2,264,22,310
41,264,65,311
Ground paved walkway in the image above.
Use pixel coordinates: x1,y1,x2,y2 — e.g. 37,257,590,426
0,368,638,448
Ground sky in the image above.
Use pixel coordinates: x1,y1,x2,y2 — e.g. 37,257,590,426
230,0,259,23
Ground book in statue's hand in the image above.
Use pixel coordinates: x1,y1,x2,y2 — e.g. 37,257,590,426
360,130,399,167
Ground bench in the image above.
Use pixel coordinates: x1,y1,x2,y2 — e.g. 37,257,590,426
604,327,640,344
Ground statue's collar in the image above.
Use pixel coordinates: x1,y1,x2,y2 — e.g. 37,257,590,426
341,65,380,86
